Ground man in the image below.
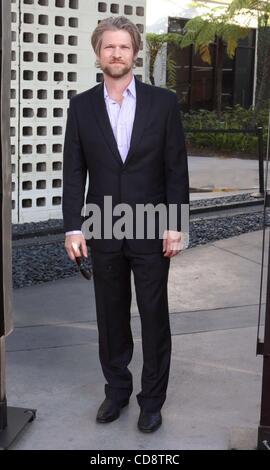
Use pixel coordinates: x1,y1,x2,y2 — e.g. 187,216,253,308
63,16,189,433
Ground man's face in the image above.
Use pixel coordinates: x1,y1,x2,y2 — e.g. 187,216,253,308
97,29,137,78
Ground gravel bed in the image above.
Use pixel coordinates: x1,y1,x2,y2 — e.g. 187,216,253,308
13,242,82,289
13,207,269,289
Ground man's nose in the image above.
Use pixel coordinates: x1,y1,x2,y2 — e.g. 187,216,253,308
112,47,122,57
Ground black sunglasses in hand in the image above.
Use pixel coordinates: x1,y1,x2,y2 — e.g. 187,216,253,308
75,256,92,280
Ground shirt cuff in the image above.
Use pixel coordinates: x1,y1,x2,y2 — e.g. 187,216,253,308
65,230,83,236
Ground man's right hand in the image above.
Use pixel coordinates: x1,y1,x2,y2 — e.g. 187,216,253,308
64,233,88,261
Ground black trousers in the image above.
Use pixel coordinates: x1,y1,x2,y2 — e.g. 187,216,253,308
91,241,171,413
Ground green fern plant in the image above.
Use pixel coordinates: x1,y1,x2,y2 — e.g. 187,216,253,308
146,32,183,87
146,33,167,86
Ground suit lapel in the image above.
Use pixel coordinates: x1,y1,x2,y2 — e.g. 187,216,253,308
123,77,151,167
91,81,123,166
90,76,151,167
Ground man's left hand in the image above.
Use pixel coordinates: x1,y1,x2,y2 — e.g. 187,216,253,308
163,230,182,258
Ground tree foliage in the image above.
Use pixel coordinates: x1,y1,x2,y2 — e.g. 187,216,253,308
146,1,270,115
146,32,181,86
180,13,249,65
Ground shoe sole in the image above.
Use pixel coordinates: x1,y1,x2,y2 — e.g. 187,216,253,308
137,419,162,433
96,400,129,423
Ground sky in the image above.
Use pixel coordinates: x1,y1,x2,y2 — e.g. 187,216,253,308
145,0,257,31
146,0,191,26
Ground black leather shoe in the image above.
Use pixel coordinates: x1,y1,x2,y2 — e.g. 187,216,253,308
137,410,162,433
96,398,129,423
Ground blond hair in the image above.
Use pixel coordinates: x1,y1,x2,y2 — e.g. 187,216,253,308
91,16,141,57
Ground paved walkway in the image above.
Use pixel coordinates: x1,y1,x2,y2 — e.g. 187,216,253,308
189,156,266,193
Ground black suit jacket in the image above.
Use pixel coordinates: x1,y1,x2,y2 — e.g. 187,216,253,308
62,77,189,253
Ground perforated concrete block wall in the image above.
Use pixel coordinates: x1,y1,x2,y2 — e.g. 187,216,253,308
10,0,146,223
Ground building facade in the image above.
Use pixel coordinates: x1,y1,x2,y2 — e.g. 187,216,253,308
147,0,257,113
10,0,146,223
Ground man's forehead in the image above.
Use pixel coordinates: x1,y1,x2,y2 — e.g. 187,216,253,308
102,30,132,44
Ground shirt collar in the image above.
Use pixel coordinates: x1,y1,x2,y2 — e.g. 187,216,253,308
104,75,136,100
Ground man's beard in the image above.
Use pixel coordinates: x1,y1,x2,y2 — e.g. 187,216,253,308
100,62,132,78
